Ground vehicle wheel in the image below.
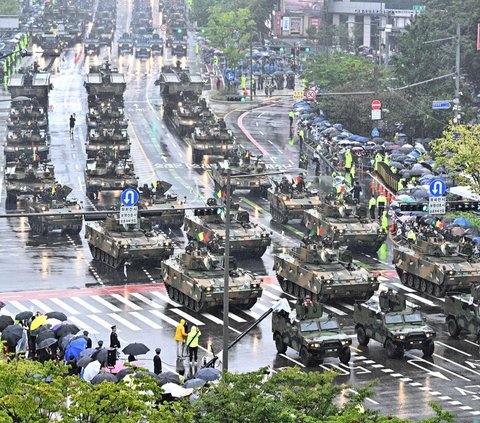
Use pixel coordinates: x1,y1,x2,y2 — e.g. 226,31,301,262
339,346,351,365
386,338,397,359
275,334,287,354
433,284,442,297
193,300,203,312
395,347,405,359
281,214,288,225
356,326,369,346
447,317,460,337
178,292,185,305
287,281,295,295
166,285,174,299
422,340,435,357
293,284,300,297
253,246,267,258
406,274,415,288
278,276,288,292
420,279,427,293
400,271,408,285
300,347,312,366
426,281,434,295
237,299,257,310
173,289,179,302
413,276,421,290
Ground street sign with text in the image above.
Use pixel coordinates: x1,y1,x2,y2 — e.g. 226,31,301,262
119,206,138,225
371,109,382,120
428,196,446,215
432,101,451,110
293,90,304,100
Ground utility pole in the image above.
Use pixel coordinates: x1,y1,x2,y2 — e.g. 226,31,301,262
222,165,231,372
249,34,253,102
454,22,461,123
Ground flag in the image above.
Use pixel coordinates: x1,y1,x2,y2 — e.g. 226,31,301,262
309,229,315,236
216,190,222,199
51,185,56,195
317,226,323,236
197,232,204,241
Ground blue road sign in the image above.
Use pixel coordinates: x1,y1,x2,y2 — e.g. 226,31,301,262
371,127,379,138
429,179,446,197
432,101,451,110
225,70,235,82
121,188,139,206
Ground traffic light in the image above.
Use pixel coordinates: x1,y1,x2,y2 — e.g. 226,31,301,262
194,207,222,216
279,47,285,53
177,28,183,34
399,203,428,212
451,201,480,211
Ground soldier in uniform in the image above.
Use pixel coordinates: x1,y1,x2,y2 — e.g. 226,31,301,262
109,325,121,349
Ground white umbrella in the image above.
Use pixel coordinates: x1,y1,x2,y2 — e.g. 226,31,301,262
162,382,193,398
82,360,101,382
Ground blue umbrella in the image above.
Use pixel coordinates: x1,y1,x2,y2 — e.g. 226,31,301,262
472,237,480,244
454,218,470,227
65,337,87,362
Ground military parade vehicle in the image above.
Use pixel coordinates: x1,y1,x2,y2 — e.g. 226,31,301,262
8,67,52,108
86,102,128,129
161,242,262,311
84,62,126,101
84,33,101,55
445,284,480,343
211,149,271,196
268,176,321,224
191,120,235,164
24,185,83,235
303,196,386,253
85,127,130,159
85,155,138,199
5,161,55,202
183,199,271,258
393,236,480,297
85,215,173,269
150,33,164,54
118,33,134,55
354,289,436,358
170,96,212,135
38,32,64,56
272,300,352,366
137,181,186,228
273,236,379,302
8,99,48,129
134,36,152,58
171,39,187,56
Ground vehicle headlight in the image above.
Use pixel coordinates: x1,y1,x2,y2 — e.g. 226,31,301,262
341,339,351,345
101,182,105,186
309,343,320,348
426,332,434,338
396,334,405,340
448,270,455,275
205,286,212,292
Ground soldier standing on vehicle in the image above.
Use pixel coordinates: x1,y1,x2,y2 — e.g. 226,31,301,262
369,195,376,219
376,193,387,219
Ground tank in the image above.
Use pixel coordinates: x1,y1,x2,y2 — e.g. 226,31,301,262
303,197,386,253
8,67,52,108
161,242,262,312
85,215,174,269
85,127,130,159
5,160,55,202
272,300,352,366
392,236,480,297
354,289,436,358
268,176,321,224
24,185,83,235
273,236,379,302
118,33,134,55
8,101,48,129
86,102,128,129
445,284,480,342
183,200,271,258
84,61,126,100
191,120,235,164
211,150,271,196
170,97,212,135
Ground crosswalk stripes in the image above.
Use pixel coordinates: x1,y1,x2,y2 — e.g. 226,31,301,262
129,311,162,329
200,313,241,334
150,291,181,307
227,312,247,323
91,295,121,312
30,299,53,313
110,294,142,311
262,290,281,301
170,308,205,326
87,314,115,330
109,313,141,331
130,292,161,309
71,297,100,313
149,310,179,328
50,298,80,315
68,315,99,334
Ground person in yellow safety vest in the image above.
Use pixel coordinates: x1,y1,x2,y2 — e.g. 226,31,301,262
194,42,199,55
381,211,388,232
374,152,383,172
301,78,307,89
345,171,352,186
240,75,247,90
383,154,390,166
410,176,417,185
369,196,376,219
350,164,356,180
186,325,201,366
407,229,417,244
391,166,397,174
344,149,353,171
298,128,304,145
289,110,295,128
376,193,387,219
397,178,405,191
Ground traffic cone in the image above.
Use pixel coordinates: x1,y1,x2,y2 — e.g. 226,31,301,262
386,191,392,203
370,179,376,194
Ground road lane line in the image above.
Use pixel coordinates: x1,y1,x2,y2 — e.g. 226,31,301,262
130,292,161,309
129,312,162,329
262,290,280,301
8,300,28,314
71,297,101,313
436,341,472,356
91,295,121,312
338,302,354,311
323,305,347,316
201,313,241,334
109,313,141,331
49,298,80,315
240,309,261,320
433,353,480,376
170,308,205,326
149,310,179,327
392,282,415,293
87,314,114,330
110,294,142,311
227,312,246,323
405,293,436,307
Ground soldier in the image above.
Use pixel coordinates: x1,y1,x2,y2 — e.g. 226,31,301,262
376,193,387,219
280,177,290,194
369,195,376,219
109,325,120,349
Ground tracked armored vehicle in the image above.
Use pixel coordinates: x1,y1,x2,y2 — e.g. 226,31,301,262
5,161,55,202
393,236,480,297
8,68,52,108
354,289,436,358
272,299,352,366
85,62,126,101
304,198,386,252
191,120,235,164
8,101,48,129
161,242,262,311
274,236,379,302
170,97,212,135
183,200,271,258
85,215,173,269
25,185,83,235
85,127,130,159
445,284,480,343
86,103,128,129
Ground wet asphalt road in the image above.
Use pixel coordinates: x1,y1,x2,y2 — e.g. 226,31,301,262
0,1,479,421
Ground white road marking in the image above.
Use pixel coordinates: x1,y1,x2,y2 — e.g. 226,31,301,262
71,297,101,313
129,312,162,329
436,341,472,357
227,312,246,323
68,316,98,334
91,295,121,312
170,308,205,326
279,353,305,367
323,304,347,316
130,292,161,309
109,313,141,331
149,310,179,328
110,294,142,311
49,298,80,315
30,299,53,313
150,291,181,307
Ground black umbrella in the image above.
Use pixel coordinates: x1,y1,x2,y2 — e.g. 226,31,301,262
36,330,56,344
46,311,68,321
122,343,150,356
77,356,93,368
1,324,23,346
31,324,52,336
135,371,160,381
0,315,14,331
195,368,221,382
37,337,57,350
54,322,79,338
15,311,33,321
91,373,118,385
117,367,135,380
92,348,108,364
79,348,96,359
156,371,180,385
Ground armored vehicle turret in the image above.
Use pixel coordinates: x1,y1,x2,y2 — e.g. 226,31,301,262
86,103,128,128
5,160,55,202
161,242,262,312
25,185,83,235
85,61,126,101
272,299,352,366
445,284,480,343
268,175,321,224
183,199,271,258
393,236,480,297
191,120,235,164
273,236,379,302
8,67,52,108
8,100,48,129
170,96,212,135
304,196,386,252
85,127,130,159
85,215,174,269
354,289,436,358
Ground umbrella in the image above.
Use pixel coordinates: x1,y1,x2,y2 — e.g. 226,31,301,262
65,337,87,361
134,371,159,381
46,311,68,321
15,311,33,321
122,343,150,356
156,371,180,385
454,218,470,227
76,355,93,368
30,315,47,331
161,382,193,398
82,360,101,382
37,337,57,350
104,361,128,374
1,324,23,346
11,96,31,102
54,322,79,338
116,367,135,380
46,318,62,328
400,144,414,153
31,324,52,336
92,347,108,364
91,373,118,385
184,378,206,389
79,348,96,359
195,367,221,382
0,315,14,331
450,226,468,237
36,330,56,344
60,334,75,350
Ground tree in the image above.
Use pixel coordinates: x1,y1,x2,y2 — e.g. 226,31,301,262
431,122,480,193
0,0,20,15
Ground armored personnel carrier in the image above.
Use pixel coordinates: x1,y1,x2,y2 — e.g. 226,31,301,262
211,149,271,196
85,154,138,199
8,100,48,129
85,61,126,101
85,215,173,269
24,185,83,235
85,127,130,159
272,300,352,366
86,103,128,129
137,181,185,228
393,236,480,297
354,289,436,358
8,67,52,108
445,284,480,342
161,242,262,311
118,33,134,55
5,160,55,202
171,39,187,56
268,176,321,224
183,199,271,258
170,96,212,135
304,197,386,252
191,120,235,164
273,236,379,302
